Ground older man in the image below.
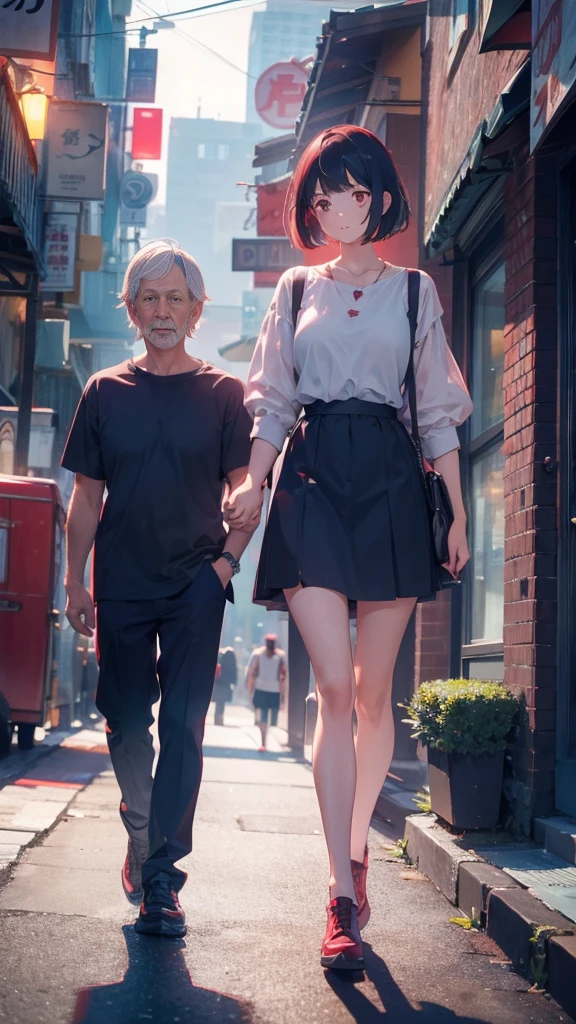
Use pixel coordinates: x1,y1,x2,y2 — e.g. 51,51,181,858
62,241,259,937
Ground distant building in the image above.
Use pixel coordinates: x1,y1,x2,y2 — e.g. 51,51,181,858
246,0,332,127
166,117,262,307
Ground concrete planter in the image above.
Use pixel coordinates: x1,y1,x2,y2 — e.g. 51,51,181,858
427,747,504,829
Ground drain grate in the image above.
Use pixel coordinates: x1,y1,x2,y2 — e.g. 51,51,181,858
477,845,576,924
237,815,322,835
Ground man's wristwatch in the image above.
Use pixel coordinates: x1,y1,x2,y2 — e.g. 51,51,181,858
220,551,241,576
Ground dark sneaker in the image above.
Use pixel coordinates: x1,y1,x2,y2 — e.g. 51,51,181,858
134,873,187,938
121,839,147,906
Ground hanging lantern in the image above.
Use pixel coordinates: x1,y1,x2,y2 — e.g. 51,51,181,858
19,87,49,143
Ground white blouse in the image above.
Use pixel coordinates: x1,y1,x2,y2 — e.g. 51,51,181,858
245,264,473,461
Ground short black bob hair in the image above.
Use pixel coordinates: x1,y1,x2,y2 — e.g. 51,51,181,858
286,125,410,250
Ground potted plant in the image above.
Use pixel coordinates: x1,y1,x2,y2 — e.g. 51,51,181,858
403,678,519,829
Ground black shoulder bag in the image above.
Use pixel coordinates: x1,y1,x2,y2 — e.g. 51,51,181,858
406,270,460,590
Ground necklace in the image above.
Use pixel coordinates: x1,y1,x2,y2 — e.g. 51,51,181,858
328,263,387,318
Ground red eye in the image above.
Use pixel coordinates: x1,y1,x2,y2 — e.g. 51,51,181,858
315,200,330,212
353,191,369,204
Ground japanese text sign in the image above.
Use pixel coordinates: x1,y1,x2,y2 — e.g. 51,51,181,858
254,62,309,130
44,101,108,201
531,0,576,151
41,212,78,291
0,0,60,61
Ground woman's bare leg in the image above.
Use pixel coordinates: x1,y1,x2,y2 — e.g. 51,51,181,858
285,585,357,902
350,597,417,862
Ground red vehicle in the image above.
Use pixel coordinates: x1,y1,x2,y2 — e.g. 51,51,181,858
0,476,64,756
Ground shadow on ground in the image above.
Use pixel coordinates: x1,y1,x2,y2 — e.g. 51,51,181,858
71,926,257,1024
325,943,498,1023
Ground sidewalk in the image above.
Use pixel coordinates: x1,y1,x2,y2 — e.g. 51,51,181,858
0,706,573,1024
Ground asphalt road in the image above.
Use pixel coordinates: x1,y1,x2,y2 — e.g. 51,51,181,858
0,707,573,1024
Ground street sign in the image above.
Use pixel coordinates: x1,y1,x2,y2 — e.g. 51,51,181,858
0,0,60,61
41,212,78,291
254,62,309,130
232,238,301,274
120,172,157,226
120,172,156,209
44,101,108,201
126,49,158,103
132,108,163,160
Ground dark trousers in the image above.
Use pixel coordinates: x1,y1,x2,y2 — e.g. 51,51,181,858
95,562,226,889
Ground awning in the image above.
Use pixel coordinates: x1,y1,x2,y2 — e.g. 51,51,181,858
253,134,296,169
479,0,531,55
426,59,530,254
294,1,427,157
218,338,257,362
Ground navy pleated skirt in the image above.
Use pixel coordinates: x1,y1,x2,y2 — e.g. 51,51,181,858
253,398,436,610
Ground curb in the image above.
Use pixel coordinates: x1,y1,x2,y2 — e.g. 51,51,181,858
0,730,109,889
403,813,576,1020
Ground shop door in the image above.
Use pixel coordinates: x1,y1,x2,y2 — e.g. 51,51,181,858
557,164,576,817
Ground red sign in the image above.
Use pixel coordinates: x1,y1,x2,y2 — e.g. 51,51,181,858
132,107,163,160
254,62,308,130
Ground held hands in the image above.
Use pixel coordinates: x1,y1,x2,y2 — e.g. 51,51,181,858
224,475,263,532
443,517,470,579
65,581,95,637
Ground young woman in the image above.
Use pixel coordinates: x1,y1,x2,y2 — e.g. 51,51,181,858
226,126,473,970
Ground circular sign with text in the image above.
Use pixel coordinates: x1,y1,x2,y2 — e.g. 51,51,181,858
254,62,309,130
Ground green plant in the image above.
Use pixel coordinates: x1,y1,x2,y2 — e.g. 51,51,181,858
402,678,519,756
412,786,432,813
385,837,409,860
449,908,481,931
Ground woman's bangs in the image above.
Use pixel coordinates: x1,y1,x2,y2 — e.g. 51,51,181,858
313,140,371,198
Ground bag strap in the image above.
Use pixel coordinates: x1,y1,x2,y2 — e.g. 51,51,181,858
405,269,421,449
291,266,307,328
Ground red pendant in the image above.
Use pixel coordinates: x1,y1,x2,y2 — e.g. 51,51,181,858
348,309,360,317
353,290,363,301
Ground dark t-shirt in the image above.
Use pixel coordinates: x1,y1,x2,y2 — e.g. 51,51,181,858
61,360,252,601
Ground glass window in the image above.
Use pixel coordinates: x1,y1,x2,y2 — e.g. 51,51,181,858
470,262,505,438
470,445,505,641
218,144,229,160
197,143,206,159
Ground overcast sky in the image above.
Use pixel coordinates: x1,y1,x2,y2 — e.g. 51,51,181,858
129,0,268,201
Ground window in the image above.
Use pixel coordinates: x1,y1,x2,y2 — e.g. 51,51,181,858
448,0,470,67
218,144,229,160
197,143,206,159
467,256,506,644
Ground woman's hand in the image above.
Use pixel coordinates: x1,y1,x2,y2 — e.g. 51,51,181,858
444,517,470,578
224,475,263,531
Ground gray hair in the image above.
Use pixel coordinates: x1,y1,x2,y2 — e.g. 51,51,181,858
119,239,208,315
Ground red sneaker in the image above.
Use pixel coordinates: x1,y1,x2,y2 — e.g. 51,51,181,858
351,844,370,930
320,897,364,970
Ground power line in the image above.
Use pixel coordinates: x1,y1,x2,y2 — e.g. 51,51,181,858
60,0,262,38
135,0,258,80
127,0,260,24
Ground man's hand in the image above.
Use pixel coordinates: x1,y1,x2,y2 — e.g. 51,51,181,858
224,475,263,531
65,581,96,637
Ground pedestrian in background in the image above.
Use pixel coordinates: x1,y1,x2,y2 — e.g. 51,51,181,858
62,240,260,939
212,647,237,725
245,634,286,751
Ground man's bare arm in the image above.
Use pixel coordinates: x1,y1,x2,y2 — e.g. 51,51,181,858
65,474,105,636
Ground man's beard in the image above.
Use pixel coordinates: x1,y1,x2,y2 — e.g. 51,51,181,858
142,318,189,350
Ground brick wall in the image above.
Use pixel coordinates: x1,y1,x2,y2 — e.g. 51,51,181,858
502,147,558,834
413,257,454,686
